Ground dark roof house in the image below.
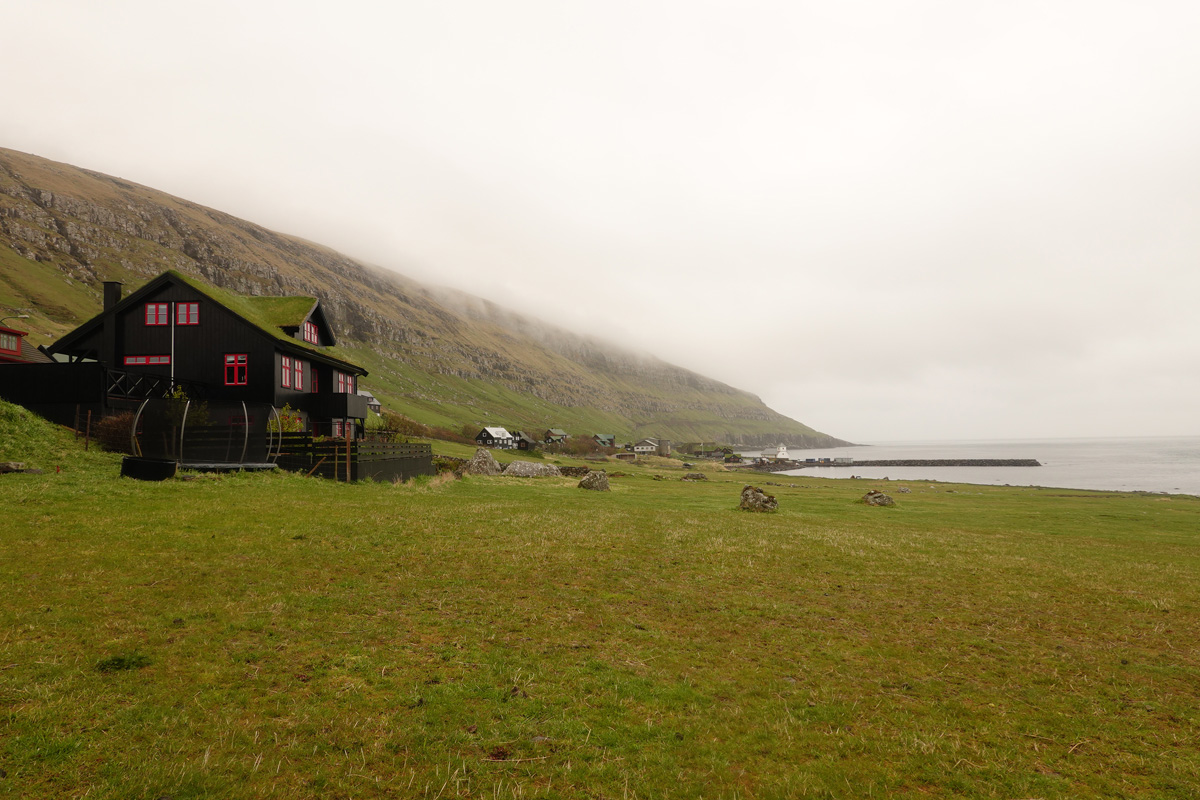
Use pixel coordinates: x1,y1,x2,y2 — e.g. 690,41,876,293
513,430,540,450
41,270,369,436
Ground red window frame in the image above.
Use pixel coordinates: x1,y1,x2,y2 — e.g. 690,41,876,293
176,302,199,325
123,355,171,365
0,332,19,353
281,356,292,388
311,369,318,393
294,359,304,391
224,354,248,386
332,420,343,437
303,321,318,344
145,303,169,326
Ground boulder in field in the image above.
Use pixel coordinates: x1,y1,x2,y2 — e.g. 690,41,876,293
463,448,502,476
578,471,610,491
863,490,895,506
740,484,778,512
503,460,563,477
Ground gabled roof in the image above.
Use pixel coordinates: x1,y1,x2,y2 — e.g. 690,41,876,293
547,428,568,437
478,426,512,439
49,270,365,374
0,325,53,364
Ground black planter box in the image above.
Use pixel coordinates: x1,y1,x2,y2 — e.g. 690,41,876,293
121,457,178,481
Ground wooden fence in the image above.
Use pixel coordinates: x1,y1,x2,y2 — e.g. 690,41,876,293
276,434,434,482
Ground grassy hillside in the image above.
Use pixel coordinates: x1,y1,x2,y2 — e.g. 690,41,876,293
0,146,845,446
2,400,1199,798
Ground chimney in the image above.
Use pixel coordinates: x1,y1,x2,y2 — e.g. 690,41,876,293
103,281,123,310
102,281,123,368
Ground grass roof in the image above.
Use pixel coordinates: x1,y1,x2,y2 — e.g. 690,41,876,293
164,270,363,370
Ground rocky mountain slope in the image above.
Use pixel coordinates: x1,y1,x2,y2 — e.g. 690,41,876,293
0,146,847,446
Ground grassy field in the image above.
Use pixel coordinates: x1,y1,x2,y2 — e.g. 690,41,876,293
2,402,1199,798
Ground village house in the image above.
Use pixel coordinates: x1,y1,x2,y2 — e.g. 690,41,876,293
633,438,658,456
592,434,616,449
0,317,52,365
475,426,515,449
357,388,382,415
544,428,567,444
632,437,672,456
513,430,540,451
5,270,370,436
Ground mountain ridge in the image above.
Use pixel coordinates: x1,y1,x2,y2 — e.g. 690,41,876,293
0,146,848,447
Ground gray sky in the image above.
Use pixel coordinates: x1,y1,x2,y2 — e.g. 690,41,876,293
5,0,1200,441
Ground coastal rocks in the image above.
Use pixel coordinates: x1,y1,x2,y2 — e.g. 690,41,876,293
896,486,911,494
680,472,708,481
862,490,895,506
503,460,563,478
578,471,610,491
463,448,502,476
740,485,777,512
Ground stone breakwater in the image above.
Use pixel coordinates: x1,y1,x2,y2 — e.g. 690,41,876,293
850,459,1041,467
750,458,1041,473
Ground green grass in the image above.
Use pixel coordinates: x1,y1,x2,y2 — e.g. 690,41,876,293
2,402,1199,797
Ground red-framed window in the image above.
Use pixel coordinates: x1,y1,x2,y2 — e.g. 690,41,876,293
123,355,171,365
0,332,19,353
294,358,304,391
176,302,199,325
336,371,355,393
303,321,318,344
224,354,248,385
281,356,292,388
332,420,344,437
145,303,169,326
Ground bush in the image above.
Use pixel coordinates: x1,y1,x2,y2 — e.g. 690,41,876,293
93,412,136,454
268,403,305,433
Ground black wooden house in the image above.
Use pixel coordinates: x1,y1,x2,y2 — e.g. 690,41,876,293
42,270,369,436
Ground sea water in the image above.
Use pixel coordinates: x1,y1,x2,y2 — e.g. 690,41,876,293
743,436,1200,496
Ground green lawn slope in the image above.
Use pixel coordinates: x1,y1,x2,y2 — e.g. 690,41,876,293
2,402,1198,798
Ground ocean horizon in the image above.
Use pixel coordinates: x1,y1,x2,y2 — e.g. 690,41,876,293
740,435,1200,496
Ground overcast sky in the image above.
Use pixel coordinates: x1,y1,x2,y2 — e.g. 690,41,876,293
5,0,1200,441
